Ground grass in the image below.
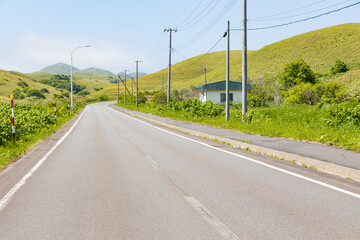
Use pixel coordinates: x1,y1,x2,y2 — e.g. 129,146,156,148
0,102,85,171
0,70,62,100
116,102,360,153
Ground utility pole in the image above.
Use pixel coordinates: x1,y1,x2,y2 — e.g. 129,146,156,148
135,60,143,107
204,66,207,102
117,75,120,103
132,77,134,94
161,76,165,92
242,0,248,119
164,28,177,103
124,70,130,105
226,21,230,121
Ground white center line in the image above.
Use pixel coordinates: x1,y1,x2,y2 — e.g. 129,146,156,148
145,155,160,170
185,196,240,240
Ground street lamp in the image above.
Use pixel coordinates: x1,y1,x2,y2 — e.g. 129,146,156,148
70,45,91,110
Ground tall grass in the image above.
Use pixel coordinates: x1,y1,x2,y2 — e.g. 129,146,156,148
117,102,360,153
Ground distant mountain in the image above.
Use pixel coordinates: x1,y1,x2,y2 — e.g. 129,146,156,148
39,63,78,75
39,63,114,76
117,72,148,79
79,67,114,75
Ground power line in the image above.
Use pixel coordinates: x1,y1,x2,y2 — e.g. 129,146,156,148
177,0,206,27
178,0,238,49
179,0,222,30
231,1,360,31
250,0,328,21
179,35,224,69
251,0,353,22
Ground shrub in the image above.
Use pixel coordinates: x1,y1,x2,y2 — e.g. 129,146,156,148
324,103,360,126
40,88,49,94
25,89,45,99
283,83,318,105
153,91,167,105
278,58,316,90
98,95,110,101
12,89,25,99
17,80,29,88
78,90,90,96
331,60,348,75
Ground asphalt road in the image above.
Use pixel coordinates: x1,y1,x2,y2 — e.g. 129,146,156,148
0,102,359,239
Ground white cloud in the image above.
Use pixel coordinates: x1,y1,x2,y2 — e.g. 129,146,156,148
12,32,150,73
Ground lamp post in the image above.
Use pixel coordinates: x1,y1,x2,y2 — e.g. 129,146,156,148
71,45,91,110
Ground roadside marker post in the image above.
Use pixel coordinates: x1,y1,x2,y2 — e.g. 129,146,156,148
10,95,15,143
54,101,57,121
67,100,70,116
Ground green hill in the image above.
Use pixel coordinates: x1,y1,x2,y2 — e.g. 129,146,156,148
39,63,114,76
0,69,62,102
95,23,360,99
26,72,114,95
79,67,114,75
39,63,78,75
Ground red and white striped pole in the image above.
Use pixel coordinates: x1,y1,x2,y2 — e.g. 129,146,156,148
10,95,15,143
54,101,57,121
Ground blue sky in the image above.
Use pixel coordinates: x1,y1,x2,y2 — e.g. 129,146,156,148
0,0,359,74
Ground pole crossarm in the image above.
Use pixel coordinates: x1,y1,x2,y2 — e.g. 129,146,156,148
118,76,131,94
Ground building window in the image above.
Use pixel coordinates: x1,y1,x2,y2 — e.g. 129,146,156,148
220,93,233,103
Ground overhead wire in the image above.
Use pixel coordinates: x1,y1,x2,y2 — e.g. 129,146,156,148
250,0,328,21
177,0,238,49
177,0,206,27
178,0,221,30
251,0,353,22
231,1,360,31
178,35,224,69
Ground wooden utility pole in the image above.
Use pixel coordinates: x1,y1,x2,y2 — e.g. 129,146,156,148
164,28,177,103
242,0,248,118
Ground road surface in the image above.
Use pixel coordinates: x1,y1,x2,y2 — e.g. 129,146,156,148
0,102,359,239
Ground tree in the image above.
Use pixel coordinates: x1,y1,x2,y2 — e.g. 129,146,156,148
331,60,348,75
277,58,316,90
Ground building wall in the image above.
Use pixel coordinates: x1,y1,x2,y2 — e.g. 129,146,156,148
199,91,242,104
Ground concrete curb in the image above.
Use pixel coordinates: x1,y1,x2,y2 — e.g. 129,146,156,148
111,106,360,182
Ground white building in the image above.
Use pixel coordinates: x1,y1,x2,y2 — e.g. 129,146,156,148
196,80,252,104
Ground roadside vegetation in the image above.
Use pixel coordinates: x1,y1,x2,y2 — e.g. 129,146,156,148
116,58,360,153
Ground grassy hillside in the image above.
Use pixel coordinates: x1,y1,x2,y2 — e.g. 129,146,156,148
0,69,62,102
96,23,360,98
39,63,79,74
26,72,114,95
93,50,243,98
79,67,114,75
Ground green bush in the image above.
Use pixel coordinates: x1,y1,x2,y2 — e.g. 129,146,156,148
283,81,349,105
12,89,25,99
248,93,268,108
40,88,49,94
331,60,348,75
98,95,110,101
153,91,167,105
278,58,316,90
324,102,360,126
25,89,45,99
0,101,84,145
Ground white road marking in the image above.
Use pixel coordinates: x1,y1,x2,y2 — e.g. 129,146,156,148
109,107,360,200
0,107,88,212
185,196,240,240
145,155,160,170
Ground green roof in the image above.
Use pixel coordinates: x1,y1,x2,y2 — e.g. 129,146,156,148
196,81,252,91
